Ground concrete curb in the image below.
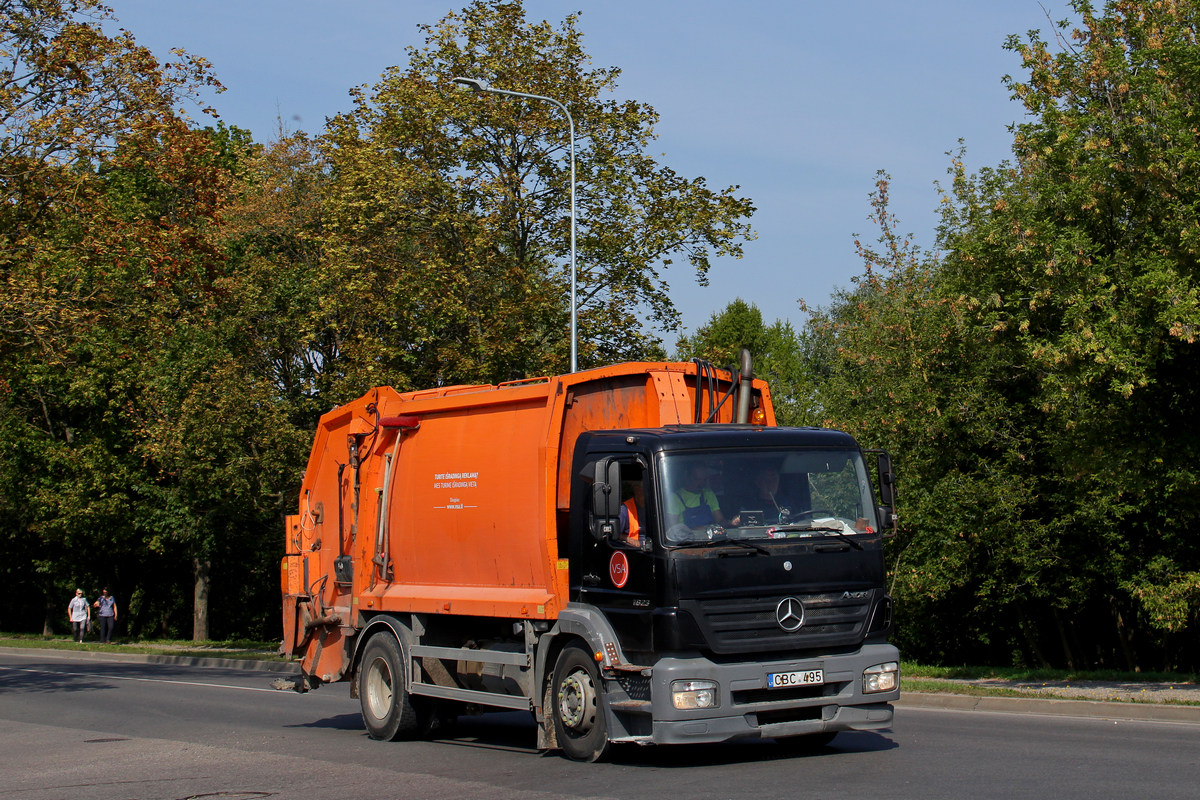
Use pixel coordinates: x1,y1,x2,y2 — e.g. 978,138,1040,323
898,690,1200,724
0,645,299,674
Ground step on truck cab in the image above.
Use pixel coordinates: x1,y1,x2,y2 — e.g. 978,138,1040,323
281,359,899,760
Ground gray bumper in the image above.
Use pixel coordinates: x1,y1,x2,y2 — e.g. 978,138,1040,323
610,644,899,745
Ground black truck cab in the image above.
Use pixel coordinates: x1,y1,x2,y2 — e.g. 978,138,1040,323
565,425,899,746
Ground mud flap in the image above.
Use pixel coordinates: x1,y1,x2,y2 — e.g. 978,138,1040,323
280,594,312,657
537,678,558,750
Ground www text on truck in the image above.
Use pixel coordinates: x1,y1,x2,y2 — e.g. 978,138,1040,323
280,358,899,760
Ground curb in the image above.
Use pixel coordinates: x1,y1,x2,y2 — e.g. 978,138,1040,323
897,690,1200,724
0,645,299,674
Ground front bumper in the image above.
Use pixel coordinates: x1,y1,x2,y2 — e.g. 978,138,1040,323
607,643,899,745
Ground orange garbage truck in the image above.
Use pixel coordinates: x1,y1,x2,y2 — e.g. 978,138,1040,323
281,358,899,760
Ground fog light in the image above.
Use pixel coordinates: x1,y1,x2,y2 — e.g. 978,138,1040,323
671,679,719,709
863,661,899,693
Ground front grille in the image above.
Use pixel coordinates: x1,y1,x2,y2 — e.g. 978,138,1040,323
733,680,848,706
684,591,873,654
756,706,824,725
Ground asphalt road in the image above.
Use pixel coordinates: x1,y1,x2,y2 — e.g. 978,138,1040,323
2,648,1199,800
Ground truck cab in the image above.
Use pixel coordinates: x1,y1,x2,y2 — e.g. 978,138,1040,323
559,425,898,752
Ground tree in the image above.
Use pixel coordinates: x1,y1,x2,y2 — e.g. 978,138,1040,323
937,0,1200,666
0,1,293,640
0,0,758,640
0,0,220,220
218,131,333,427
676,299,814,426
806,0,1200,670
100,122,315,640
317,0,755,386
803,177,1050,666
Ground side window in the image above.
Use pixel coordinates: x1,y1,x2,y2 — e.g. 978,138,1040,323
582,456,648,547
617,461,647,547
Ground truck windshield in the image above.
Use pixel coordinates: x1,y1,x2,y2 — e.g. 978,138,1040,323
659,449,879,544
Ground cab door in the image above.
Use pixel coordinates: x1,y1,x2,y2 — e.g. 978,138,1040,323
577,455,656,652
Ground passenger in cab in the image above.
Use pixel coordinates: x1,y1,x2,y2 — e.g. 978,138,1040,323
619,480,645,545
667,462,732,534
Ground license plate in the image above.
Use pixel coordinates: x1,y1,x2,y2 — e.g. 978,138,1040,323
767,669,824,688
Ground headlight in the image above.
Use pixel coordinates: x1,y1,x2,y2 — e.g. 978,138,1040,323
671,679,719,709
863,661,899,693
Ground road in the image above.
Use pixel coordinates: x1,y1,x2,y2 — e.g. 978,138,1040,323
2,648,1198,800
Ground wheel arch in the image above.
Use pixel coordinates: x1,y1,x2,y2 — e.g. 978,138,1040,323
534,604,627,752
349,614,415,699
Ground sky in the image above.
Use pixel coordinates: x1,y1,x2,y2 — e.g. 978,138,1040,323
105,0,1060,340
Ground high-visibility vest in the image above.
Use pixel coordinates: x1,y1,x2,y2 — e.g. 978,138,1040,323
623,497,640,544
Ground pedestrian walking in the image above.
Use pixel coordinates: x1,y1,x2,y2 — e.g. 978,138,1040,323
67,589,90,643
93,587,117,644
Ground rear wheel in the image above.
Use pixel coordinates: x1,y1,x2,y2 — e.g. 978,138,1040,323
551,643,610,762
358,633,424,741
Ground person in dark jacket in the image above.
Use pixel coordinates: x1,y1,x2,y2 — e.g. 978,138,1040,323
93,587,118,644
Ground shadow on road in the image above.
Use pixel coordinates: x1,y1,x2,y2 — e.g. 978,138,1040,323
0,663,113,694
607,730,898,768
311,706,899,766
287,712,365,731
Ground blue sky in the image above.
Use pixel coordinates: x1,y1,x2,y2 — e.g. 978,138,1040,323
107,0,1059,340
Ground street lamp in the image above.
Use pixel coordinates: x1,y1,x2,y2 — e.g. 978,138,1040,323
451,76,578,373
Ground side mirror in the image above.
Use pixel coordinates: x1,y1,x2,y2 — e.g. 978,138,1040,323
872,450,897,533
591,459,621,540
876,451,895,506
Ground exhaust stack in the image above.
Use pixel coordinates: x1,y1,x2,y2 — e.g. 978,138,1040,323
736,348,753,424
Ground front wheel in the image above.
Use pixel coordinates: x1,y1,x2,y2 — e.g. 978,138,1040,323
358,633,425,741
551,643,610,762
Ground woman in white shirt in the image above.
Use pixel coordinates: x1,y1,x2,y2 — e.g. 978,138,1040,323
67,589,90,643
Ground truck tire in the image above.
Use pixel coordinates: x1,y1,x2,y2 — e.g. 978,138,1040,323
359,633,423,741
551,643,610,762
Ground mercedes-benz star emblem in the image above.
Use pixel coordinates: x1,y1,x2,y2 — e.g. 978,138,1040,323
775,596,805,632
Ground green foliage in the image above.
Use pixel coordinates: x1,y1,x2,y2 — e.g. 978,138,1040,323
317,0,754,382
0,1,287,639
676,299,815,425
0,0,757,640
0,0,221,176
806,1,1200,670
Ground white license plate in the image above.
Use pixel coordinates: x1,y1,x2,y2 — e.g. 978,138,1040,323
767,669,824,688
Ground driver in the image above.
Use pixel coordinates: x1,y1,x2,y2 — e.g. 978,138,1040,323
743,465,799,524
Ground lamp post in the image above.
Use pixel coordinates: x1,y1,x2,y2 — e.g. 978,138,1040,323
451,76,578,373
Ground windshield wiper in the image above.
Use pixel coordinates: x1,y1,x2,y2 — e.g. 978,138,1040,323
719,539,770,556
769,523,864,550
669,539,714,549
670,536,769,555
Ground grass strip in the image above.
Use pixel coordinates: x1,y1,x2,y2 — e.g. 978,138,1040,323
901,661,1197,685
0,634,288,661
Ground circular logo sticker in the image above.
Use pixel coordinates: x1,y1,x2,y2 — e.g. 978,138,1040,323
609,550,630,588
